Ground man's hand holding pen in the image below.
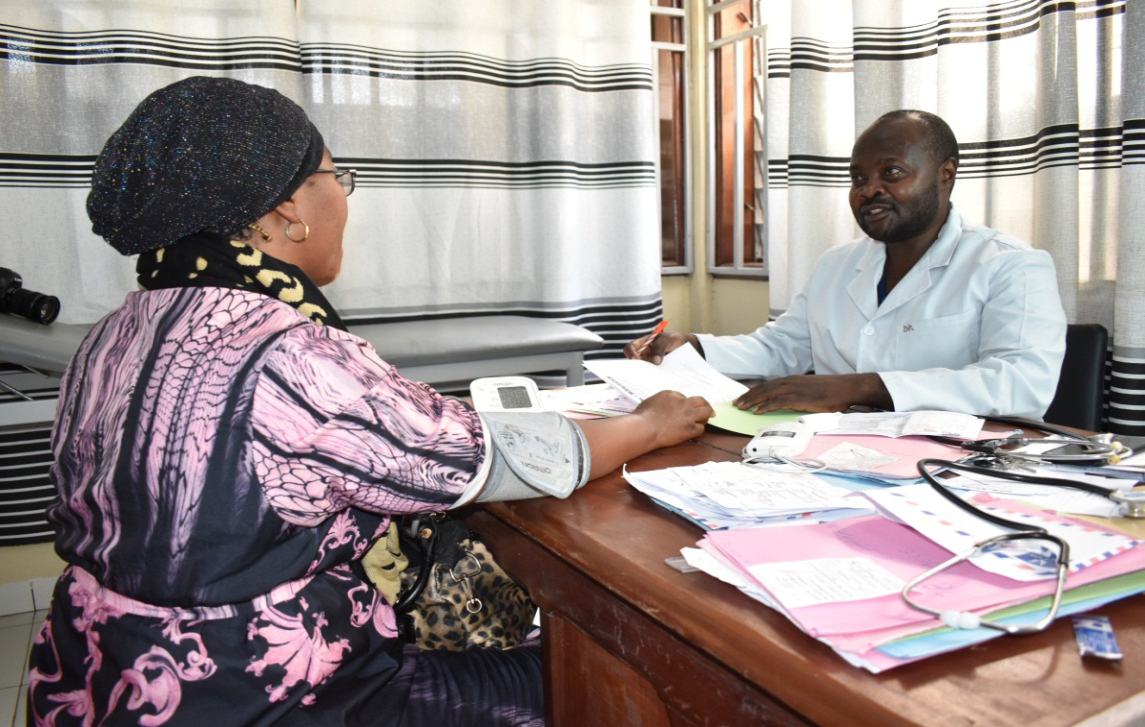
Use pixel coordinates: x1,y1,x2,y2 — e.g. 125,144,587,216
623,322,703,365
635,320,667,357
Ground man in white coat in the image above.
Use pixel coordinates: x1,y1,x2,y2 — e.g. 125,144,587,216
625,109,1066,420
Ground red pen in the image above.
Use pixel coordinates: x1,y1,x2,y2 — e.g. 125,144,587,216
637,320,668,357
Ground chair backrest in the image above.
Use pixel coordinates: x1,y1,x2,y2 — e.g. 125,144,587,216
1043,323,1108,431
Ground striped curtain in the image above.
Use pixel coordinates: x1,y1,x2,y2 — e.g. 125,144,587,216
0,0,659,546
0,0,660,356
764,0,1145,434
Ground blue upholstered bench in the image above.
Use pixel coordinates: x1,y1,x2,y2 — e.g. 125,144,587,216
1,314,603,389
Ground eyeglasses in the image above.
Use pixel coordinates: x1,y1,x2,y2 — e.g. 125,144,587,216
313,168,357,197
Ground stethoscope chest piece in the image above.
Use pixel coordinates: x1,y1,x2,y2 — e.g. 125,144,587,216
1111,490,1145,519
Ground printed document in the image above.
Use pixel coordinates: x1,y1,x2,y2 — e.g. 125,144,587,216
747,557,905,609
584,344,748,408
861,484,1139,581
623,460,863,529
940,466,1136,518
804,410,983,439
539,383,636,418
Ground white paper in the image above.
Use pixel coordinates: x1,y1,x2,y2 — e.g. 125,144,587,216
694,462,856,512
681,547,784,610
816,442,899,472
584,344,748,408
1112,448,1145,469
815,411,983,439
539,383,637,417
861,484,1139,581
940,467,1133,517
747,557,905,609
624,460,855,523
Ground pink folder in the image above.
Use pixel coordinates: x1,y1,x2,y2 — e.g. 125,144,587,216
702,502,1145,638
799,434,967,479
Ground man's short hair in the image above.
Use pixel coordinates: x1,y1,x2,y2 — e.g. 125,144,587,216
875,109,959,167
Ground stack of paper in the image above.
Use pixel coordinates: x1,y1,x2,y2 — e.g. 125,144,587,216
683,483,1145,672
798,434,967,481
623,461,872,529
539,382,636,419
584,345,748,409
937,464,1141,518
582,346,811,434
803,410,984,439
784,410,986,482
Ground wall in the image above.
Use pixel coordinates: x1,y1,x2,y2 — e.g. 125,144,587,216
0,545,62,586
0,544,62,615
660,0,770,338
663,275,768,335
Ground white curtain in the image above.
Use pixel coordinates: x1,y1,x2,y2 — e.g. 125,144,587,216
0,0,661,358
763,0,1144,434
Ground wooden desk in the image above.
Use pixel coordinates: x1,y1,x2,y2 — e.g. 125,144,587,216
464,430,1145,726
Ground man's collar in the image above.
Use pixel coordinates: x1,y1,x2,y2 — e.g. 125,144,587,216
856,203,960,271
922,203,962,269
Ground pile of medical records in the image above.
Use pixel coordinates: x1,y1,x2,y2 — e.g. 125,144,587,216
623,409,1145,671
794,410,984,480
623,461,873,529
681,483,1145,672
622,410,990,527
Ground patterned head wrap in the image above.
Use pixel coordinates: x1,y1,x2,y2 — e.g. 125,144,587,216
87,76,325,256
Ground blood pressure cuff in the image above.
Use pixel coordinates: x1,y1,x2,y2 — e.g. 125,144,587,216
474,411,590,502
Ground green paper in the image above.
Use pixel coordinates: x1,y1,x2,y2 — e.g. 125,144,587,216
888,568,1145,648
709,402,805,435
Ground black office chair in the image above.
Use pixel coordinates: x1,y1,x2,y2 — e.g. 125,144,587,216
1043,323,1108,432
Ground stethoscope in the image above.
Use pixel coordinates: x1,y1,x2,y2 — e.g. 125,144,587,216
926,415,1129,464
738,414,1140,632
901,417,1139,633
923,416,1143,518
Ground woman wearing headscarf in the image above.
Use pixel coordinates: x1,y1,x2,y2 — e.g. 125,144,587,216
26,76,712,726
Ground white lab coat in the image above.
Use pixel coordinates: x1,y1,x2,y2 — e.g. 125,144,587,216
697,207,1066,419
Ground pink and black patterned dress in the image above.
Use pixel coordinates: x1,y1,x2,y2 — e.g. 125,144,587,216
26,287,522,725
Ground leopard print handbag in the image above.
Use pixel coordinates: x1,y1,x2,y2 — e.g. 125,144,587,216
391,514,537,652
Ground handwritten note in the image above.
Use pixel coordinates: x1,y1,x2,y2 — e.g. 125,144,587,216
748,557,905,609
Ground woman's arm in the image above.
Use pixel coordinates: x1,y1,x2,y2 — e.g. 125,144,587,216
576,390,713,479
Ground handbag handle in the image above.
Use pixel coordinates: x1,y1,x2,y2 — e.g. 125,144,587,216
393,516,439,613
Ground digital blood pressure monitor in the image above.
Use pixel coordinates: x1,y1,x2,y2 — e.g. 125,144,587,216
469,376,547,412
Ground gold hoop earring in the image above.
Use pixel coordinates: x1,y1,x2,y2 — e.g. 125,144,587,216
248,223,272,243
285,217,309,243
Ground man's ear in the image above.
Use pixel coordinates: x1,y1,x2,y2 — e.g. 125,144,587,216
939,157,958,191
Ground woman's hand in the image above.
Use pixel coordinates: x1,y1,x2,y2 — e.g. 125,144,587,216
622,330,701,364
632,390,714,449
577,390,713,479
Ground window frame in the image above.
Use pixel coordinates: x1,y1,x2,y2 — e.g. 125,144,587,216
706,0,768,278
651,1,692,274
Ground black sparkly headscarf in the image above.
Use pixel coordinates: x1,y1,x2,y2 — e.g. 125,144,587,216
87,76,325,256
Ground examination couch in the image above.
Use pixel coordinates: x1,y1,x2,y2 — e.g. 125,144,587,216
0,313,604,389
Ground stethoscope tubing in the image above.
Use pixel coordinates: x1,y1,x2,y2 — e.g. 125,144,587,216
916,458,1057,532
904,416,1129,632
917,457,1118,503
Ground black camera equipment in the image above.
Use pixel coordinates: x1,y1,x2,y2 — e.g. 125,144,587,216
0,267,60,325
